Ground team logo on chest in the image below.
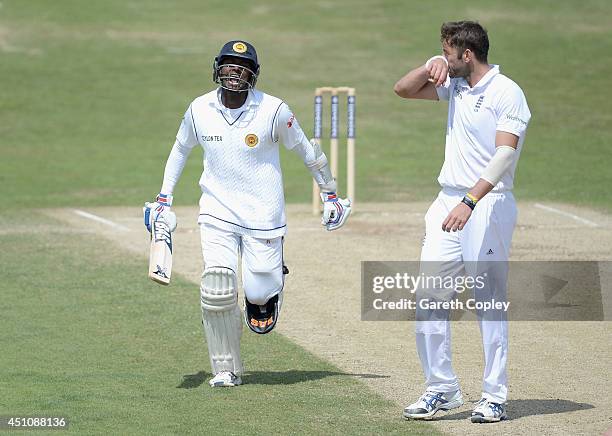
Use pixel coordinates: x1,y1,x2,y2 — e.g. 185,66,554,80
455,87,467,100
245,133,259,147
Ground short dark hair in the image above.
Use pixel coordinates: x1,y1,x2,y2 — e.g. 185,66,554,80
440,21,489,63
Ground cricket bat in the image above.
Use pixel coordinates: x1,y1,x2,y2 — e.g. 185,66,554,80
148,217,173,285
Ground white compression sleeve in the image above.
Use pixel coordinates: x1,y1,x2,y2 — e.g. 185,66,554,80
291,135,316,162
160,139,193,194
480,146,517,186
291,137,337,192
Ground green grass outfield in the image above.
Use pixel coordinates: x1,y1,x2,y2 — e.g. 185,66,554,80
1,0,611,210
0,211,437,435
1,1,610,433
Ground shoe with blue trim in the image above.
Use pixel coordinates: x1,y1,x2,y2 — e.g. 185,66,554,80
471,399,507,423
403,389,464,420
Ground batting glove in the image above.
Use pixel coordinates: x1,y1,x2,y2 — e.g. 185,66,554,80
143,193,177,233
320,192,352,231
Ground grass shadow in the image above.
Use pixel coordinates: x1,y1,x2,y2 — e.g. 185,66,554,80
177,370,389,388
244,370,389,385
177,371,208,389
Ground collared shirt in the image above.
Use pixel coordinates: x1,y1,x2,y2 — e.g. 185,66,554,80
212,87,261,112
436,65,531,191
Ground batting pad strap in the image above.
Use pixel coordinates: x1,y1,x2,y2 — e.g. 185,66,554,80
201,292,236,311
480,146,516,186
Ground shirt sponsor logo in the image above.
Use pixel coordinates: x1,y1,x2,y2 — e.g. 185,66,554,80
505,114,528,126
245,133,259,147
287,114,295,128
202,135,223,141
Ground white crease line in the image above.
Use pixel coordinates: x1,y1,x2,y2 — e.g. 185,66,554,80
534,203,599,227
73,209,131,232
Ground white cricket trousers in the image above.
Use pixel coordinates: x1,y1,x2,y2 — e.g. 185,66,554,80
415,188,517,403
200,223,284,305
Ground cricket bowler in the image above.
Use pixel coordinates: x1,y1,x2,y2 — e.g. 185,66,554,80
143,40,351,387
394,21,531,422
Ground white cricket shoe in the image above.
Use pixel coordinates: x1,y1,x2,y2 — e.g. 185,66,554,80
471,399,507,423
208,371,242,387
403,389,464,420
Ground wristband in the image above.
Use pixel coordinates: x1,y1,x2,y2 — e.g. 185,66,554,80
466,192,479,203
156,193,173,206
425,55,448,69
320,192,338,202
461,196,477,210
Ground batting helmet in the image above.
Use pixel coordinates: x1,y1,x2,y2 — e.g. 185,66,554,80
213,40,260,90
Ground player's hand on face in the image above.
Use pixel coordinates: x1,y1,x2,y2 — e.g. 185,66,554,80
320,192,352,231
442,202,472,232
143,194,177,233
426,58,449,87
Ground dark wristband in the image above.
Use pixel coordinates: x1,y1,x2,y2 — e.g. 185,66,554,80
461,196,476,210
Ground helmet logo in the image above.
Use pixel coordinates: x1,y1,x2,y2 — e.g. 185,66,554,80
245,134,259,147
232,42,247,53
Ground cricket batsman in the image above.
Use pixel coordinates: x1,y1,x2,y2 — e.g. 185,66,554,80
394,21,531,422
143,40,351,387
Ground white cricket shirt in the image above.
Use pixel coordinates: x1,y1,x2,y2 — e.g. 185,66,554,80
436,65,531,191
165,88,307,238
